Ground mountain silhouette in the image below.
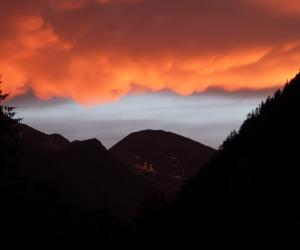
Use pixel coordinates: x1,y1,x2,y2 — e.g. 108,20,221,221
1,123,216,245
134,73,300,249
16,124,157,219
110,130,215,197
1,124,161,245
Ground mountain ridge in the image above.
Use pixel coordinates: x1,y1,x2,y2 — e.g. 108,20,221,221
11,124,216,218
110,129,216,197
134,72,300,248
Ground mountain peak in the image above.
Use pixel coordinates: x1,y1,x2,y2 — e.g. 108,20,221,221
112,129,213,151
129,129,173,135
18,124,69,149
110,129,216,197
67,138,107,154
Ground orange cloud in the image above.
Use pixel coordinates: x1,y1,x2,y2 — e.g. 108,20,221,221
247,0,300,15
1,0,300,103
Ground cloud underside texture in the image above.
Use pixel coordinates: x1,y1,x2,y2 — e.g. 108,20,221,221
1,0,300,103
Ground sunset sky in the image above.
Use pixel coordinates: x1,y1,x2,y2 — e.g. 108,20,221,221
1,0,300,148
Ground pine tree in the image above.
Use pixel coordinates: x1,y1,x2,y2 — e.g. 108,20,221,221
0,80,21,167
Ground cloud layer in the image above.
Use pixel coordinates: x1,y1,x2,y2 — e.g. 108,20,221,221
1,0,300,103
10,90,268,148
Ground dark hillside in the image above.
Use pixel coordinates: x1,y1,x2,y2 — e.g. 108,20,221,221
135,73,300,249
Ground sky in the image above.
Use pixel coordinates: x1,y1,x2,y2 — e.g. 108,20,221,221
1,0,299,148
9,88,276,149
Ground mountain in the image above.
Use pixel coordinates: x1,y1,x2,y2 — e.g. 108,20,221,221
134,73,300,249
110,130,216,197
16,124,156,218
1,124,160,245
1,122,216,246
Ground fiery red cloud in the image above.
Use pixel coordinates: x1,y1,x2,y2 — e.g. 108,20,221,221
0,0,300,103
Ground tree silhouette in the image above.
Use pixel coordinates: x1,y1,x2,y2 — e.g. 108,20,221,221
0,79,20,167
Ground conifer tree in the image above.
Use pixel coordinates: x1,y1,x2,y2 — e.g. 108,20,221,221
0,80,21,166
